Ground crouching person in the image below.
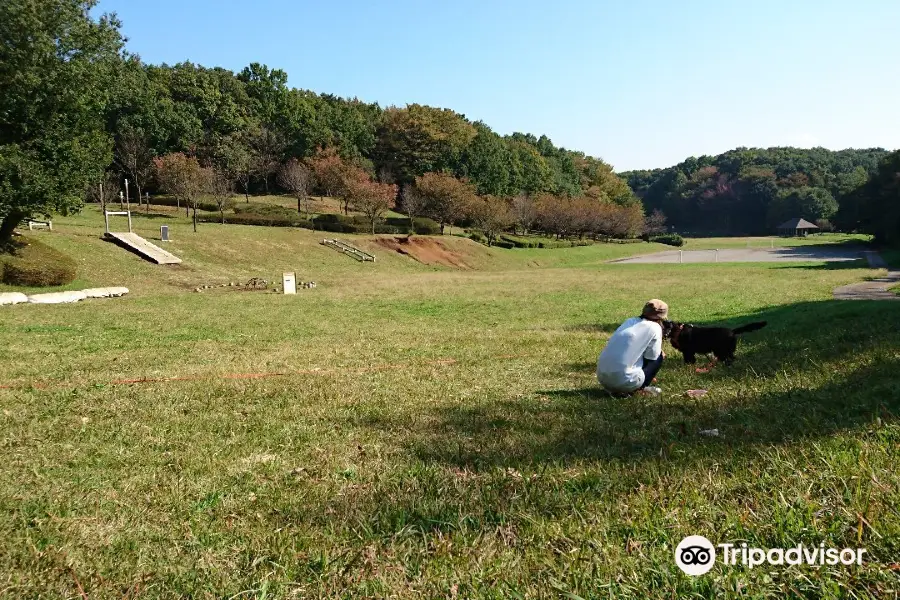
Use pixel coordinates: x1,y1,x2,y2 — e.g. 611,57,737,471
597,299,667,396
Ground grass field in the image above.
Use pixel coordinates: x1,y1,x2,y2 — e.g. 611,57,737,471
1,207,898,599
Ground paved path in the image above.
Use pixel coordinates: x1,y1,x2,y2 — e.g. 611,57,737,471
832,252,900,300
611,246,865,264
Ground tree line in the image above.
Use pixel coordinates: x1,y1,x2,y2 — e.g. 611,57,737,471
621,146,892,237
0,0,646,246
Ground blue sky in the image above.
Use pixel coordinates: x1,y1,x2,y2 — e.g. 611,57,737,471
95,0,899,171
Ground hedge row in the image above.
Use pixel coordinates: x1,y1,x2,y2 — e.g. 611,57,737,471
149,195,229,213
499,234,595,249
203,205,443,235
1,238,77,287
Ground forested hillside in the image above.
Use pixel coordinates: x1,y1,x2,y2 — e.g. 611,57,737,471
620,147,889,236
107,61,633,204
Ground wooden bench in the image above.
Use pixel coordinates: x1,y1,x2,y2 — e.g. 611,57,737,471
27,219,52,231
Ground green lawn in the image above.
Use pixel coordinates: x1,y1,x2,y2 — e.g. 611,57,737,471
1,208,898,599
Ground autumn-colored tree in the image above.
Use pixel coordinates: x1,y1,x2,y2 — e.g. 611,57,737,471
277,158,311,215
308,147,354,211
511,193,536,234
467,195,514,246
533,193,572,239
643,208,667,236
414,172,476,234
598,202,645,239
153,153,211,232
346,176,397,234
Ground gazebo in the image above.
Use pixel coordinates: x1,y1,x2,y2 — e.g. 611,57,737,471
776,218,819,237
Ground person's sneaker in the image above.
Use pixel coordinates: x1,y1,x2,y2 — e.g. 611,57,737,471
640,386,662,396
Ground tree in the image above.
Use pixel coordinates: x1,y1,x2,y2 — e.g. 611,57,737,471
346,176,397,234
511,194,536,234
767,186,837,228
209,167,233,224
0,0,125,246
227,140,256,203
115,128,154,212
468,195,513,246
153,153,210,232
414,172,476,234
534,193,572,239
277,158,311,215
86,172,120,214
336,166,370,217
308,147,352,208
643,209,667,237
374,104,477,187
400,184,427,235
844,151,900,244
250,127,285,194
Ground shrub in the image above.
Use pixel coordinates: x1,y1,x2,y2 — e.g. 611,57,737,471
2,239,77,287
469,231,487,244
385,217,441,235
491,239,515,249
651,233,685,247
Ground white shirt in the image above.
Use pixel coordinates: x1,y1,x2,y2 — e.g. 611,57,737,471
596,317,663,392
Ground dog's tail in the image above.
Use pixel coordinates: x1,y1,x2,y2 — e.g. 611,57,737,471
732,321,767,335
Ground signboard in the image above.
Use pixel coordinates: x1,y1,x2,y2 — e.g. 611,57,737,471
282,272,296,295
160,225,169,242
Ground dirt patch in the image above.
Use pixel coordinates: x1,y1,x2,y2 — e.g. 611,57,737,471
374,236,473,269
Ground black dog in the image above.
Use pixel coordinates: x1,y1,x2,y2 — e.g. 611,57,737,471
662,320,767,364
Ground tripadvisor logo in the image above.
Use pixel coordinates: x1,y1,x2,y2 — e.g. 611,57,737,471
675,536,716,576
674,536,867,576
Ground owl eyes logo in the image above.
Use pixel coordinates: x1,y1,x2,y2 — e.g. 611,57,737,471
675,536,716,576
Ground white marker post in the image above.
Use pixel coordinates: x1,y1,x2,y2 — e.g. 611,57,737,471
680,250,683,264
715,249,719,263
282,272,296,295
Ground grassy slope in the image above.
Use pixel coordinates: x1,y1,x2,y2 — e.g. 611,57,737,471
0,208,898,599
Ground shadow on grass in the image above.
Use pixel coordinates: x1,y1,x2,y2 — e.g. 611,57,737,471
365,299,900,469
771,259,869,270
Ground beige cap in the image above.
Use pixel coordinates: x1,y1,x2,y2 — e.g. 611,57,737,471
641,299,668,320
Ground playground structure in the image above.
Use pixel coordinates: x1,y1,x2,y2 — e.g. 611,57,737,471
321,238,375,262
104,210,182,265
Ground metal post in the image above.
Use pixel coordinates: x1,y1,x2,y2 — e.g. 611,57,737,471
127,209,133,233
680,250,683,264
104,211,110,234
124,179,130,211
